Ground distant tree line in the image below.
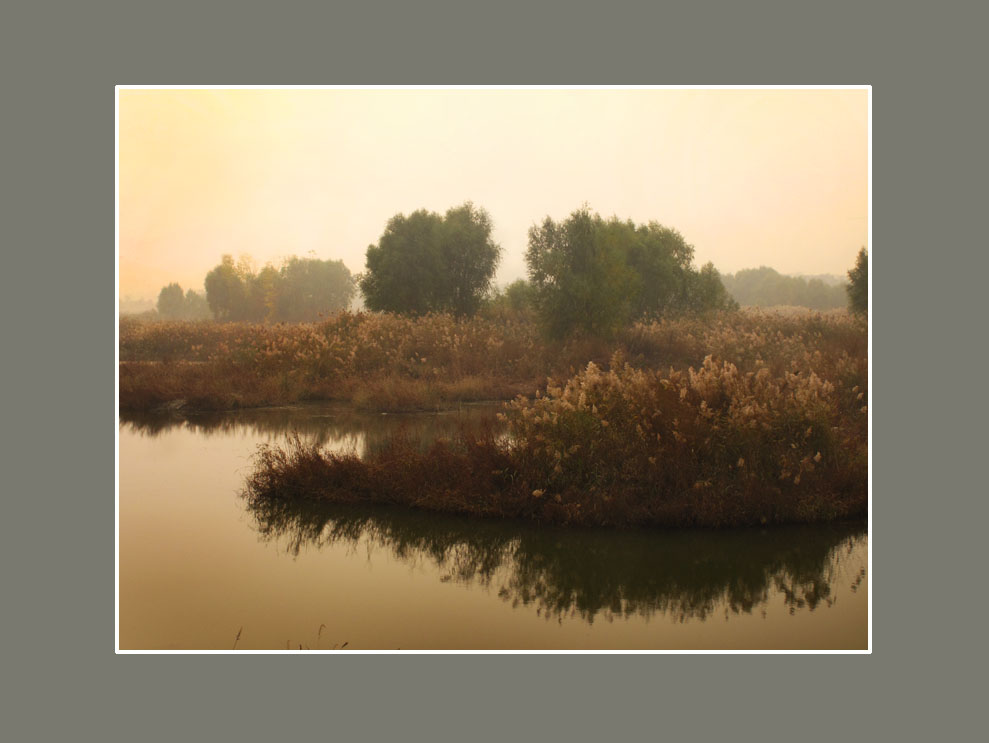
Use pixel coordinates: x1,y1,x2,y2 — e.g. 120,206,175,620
156,284,211,320
204,254,355,322
153,255,355,322
719,266,848,310
150,205,866,332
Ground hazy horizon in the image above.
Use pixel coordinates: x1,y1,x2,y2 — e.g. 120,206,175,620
118,88,868,300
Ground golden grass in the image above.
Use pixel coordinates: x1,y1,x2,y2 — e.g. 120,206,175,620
120,309,866,415
242,309,867,528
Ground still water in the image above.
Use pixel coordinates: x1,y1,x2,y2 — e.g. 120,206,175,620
118,403,868,650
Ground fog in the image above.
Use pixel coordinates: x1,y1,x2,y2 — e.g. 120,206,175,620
118,88,867,300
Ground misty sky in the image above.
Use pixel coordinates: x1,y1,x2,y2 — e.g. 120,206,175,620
118,88,868,299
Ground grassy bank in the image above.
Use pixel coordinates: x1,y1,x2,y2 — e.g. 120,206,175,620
244,313,867,528
119,309,863,413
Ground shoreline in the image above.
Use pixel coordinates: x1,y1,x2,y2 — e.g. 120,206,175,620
120,392,518,417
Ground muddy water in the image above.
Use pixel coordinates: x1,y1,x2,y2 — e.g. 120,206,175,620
118,403,868,650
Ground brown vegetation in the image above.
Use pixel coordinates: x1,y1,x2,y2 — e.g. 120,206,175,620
241,309,867,528
119,311,547,411
119,308,862,414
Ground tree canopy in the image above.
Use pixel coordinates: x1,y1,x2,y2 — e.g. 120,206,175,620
204,254,355,322
846,247,868,317
156,283,211,320
276,256,355,322
359,203,501,316
156,283,185,318
525,207,736,337
486,279,539,315
204,256,247,321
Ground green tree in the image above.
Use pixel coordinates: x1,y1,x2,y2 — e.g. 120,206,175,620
155,283,212,320
204,255,247,320
525,207,734,337
502,279,539,312
681,262,739,313
621,221,696,317
242,264,278,323
360,203,500,316
276,256,355,322
439,203,501,316
156,283,186,319
846,247,868,316
183,289,211,319
204,254,355,322
526,208,635,337
483,279,540,319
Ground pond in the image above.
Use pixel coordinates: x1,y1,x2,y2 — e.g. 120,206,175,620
118,403,868,650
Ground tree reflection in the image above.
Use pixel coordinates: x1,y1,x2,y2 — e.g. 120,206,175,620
243,495,866,625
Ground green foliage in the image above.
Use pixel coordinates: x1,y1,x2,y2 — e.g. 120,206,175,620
846,248,868,317
183,289,211,319
204,253,355,322
526,209,635,337
248,265,281,323
487,279,539,314
503,279,537,310
359,202,501,316
621,221,696,317
156,283,211,320
720,266,847,310
525,208,735,338
204,255,247,321
156,283,186,319
276,256,355,322
682,262,740,314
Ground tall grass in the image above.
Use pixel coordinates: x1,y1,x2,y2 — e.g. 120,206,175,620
243,310,867,528
120,309,864,414
120,311,550,410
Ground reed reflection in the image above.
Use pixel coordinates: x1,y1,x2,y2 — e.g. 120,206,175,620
119,402,505,452
243,496,866,625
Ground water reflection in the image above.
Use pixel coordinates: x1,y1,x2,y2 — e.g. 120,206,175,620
119,402,505,452
244,496,866,625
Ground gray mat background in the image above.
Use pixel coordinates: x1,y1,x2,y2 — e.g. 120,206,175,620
4,0,984,740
